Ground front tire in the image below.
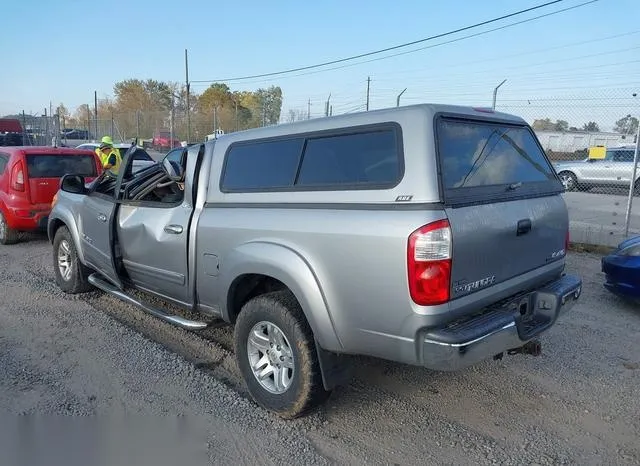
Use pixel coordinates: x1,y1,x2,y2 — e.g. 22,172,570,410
53,226,93,294
0,211,20,245
234,290,329,419
558,171,578,192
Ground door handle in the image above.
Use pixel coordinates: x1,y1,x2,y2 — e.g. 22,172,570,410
164,224,183,234
516,218,532,236
97,213,107,222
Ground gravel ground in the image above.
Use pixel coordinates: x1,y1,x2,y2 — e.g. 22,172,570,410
0,235,638,465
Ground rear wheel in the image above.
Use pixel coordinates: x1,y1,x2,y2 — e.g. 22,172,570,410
234,290,330,419
53,226,93,294
0,211,19,245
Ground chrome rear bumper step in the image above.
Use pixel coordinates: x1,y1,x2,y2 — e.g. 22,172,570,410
88,274,209,330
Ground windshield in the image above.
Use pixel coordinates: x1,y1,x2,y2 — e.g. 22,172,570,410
437,118,556,189
26,154,97,178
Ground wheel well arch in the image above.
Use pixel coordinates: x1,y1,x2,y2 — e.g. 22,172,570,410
226,273,289,324
48,218,66,243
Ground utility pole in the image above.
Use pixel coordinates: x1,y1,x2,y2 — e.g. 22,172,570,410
94,91,99,140
185,49,191,142
396,88,407,107
213,106,217,133
325,93,331,117
366,76,371,111
307,99,311,120
110,111,114,139
492,79,507,110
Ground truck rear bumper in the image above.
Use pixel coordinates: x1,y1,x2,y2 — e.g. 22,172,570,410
420,274,582,371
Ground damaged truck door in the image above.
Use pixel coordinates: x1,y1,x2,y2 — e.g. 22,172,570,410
116,146,201,305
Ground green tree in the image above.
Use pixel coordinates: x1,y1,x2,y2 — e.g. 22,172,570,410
554,120,569,131
532,118,554,130
582,121,600,132
614,115,639,135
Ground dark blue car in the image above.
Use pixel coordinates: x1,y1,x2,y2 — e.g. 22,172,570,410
602,235,640,300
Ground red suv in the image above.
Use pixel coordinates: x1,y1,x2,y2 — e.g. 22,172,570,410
152,130,180,151
0,146,102,244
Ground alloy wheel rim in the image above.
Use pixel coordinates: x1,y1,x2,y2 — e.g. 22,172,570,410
560,174,574,190
247,321,295,394
57,240,72,281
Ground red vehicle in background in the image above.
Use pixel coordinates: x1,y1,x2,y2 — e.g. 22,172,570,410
0,146,101,244
152,129,180,151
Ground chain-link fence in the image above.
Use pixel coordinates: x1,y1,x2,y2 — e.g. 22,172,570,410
20,87,637,249
498,88,639,248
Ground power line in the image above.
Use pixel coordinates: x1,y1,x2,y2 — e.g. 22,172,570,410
370,28,640,82
192,0,571,83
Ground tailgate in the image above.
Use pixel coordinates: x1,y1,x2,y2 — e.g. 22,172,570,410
435,115,566,300
446,196,568,299
26,153,97,204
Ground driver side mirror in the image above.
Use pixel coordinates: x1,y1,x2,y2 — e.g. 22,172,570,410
60,174,87,194
161,156,184,182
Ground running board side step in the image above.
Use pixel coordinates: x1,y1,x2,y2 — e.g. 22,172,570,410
88,274,209,330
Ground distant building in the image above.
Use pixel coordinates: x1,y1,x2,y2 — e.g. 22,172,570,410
534,129,633,153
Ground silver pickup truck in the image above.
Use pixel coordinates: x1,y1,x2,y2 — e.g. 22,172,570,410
48,104,582,418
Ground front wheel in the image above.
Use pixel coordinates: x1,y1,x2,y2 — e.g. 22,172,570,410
558,171,579,192
52,226,93,294
234,290,329,419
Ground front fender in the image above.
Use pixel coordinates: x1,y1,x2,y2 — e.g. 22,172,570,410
220,241,343,352
48,205,86,265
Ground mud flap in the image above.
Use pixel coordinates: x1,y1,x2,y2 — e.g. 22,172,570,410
315,340,351,391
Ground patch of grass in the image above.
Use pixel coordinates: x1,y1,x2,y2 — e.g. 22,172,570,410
568,242,614,256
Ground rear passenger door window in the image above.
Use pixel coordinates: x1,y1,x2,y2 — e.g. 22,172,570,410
296,130,399,187
221,138,303,191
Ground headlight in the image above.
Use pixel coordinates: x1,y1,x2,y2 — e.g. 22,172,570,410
618,244,640,256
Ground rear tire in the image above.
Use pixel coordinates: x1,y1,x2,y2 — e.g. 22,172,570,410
0,211,19,245
234,290,330,419
53,226,93,294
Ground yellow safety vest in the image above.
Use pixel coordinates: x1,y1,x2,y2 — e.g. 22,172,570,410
95,147,122,175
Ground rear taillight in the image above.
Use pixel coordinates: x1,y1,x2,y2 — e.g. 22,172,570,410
407,219,452,306
11,162,24,191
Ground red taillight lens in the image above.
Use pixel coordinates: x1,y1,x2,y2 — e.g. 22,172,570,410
407,219,452,306
11,162,24,191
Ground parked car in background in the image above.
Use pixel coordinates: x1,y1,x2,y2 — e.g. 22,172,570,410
602,235,640,301
553,145,639,193
47,104,582,418
0,146,101,244
152,130,180,151
75,142,157,173
61,129,90,140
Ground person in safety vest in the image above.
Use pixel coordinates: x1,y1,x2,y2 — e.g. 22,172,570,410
95,136,122,176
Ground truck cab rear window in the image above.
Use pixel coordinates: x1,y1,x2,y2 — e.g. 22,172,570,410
221,126,401,191
437,118,555,189
26,154,97,178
